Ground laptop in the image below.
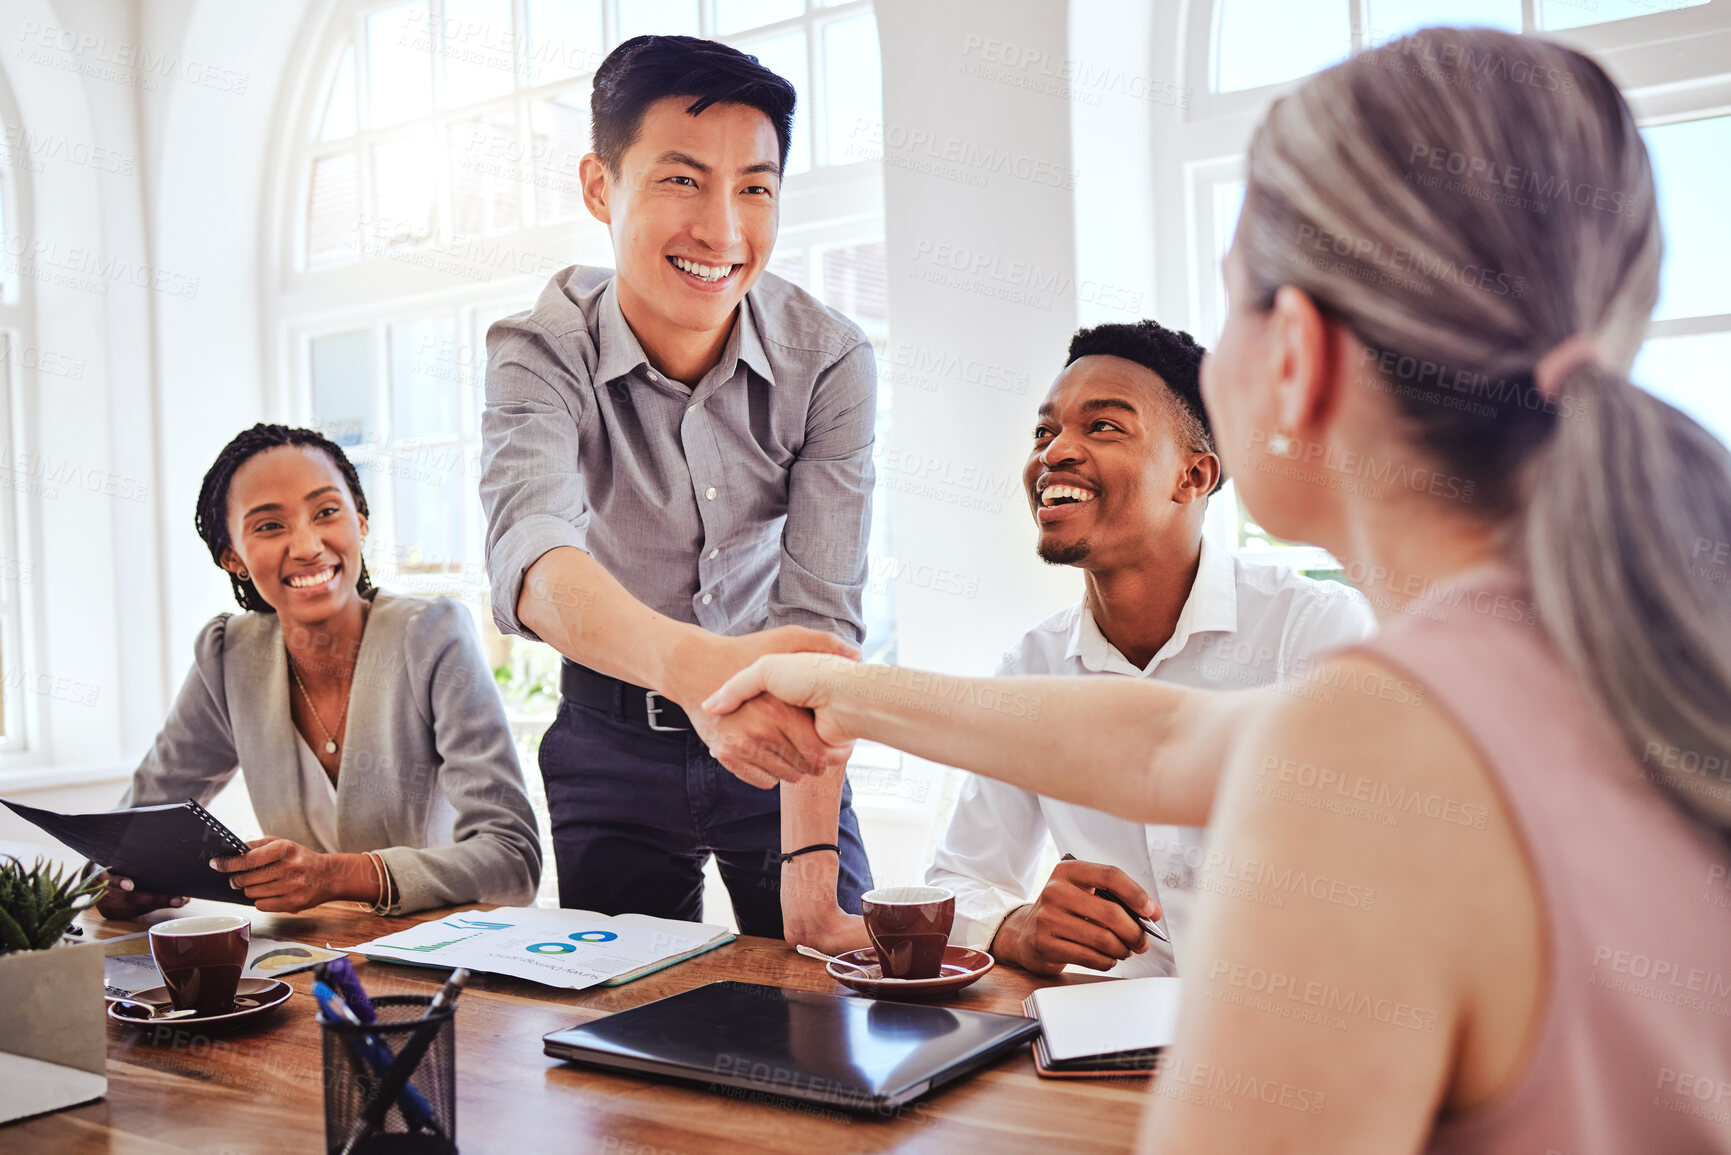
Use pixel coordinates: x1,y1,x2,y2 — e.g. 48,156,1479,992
543,980,1040,1113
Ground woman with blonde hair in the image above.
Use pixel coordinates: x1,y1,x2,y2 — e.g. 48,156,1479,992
707,28,1731,1153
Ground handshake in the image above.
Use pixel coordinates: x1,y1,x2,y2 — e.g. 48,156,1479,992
674,624,867,790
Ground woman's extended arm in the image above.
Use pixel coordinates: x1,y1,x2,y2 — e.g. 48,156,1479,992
778,765,870,954
706,655,1264,827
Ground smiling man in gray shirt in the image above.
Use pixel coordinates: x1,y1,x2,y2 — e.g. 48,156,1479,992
479,35,874,936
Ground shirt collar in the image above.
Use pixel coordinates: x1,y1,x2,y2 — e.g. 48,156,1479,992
1066,535,1240,676
592,276,777,389
594,278,653,387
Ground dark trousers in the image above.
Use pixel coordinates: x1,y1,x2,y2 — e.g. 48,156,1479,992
538,696,874,938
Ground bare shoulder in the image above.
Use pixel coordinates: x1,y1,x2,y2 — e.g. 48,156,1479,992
1202,649,1544,1116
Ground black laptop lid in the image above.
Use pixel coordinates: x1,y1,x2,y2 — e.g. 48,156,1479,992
543,981,1039,1111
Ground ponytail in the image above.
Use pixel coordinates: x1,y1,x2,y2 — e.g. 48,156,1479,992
1526,365,1731,828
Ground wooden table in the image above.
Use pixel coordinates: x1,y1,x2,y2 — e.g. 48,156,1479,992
8,901,1149,1153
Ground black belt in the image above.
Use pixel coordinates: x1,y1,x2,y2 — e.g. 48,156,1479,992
560,660,691,731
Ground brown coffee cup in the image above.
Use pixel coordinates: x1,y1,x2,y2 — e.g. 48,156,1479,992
149,914,251,1015
861,885,955,980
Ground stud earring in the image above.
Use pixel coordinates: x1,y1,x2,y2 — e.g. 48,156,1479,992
1267,432,1293,457
238,570,250,582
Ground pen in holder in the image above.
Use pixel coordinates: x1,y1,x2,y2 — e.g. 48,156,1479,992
320,994,457,1154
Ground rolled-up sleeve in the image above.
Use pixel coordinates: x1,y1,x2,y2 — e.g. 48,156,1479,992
479,318,592,641
770,340,876,643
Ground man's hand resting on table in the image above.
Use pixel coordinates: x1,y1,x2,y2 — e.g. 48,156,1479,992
991,860,1161,975
676,626,860,790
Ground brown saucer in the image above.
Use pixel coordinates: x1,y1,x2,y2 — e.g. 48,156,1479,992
108,978,293,1032
826,945,994,1000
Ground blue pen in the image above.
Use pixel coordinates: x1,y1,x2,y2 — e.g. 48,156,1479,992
313,981,437,1129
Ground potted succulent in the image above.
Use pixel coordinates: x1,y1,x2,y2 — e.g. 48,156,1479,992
0,856,109,1123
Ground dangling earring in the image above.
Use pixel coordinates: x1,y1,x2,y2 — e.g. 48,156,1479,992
1267,432,1293,457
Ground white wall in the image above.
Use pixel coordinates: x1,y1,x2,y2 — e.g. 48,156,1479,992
0,0,313,847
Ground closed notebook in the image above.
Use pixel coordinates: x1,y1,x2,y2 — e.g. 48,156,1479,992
1023,976,1183,1077
0,797,251,905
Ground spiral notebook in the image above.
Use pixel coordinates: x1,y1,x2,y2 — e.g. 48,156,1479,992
0,797,253,905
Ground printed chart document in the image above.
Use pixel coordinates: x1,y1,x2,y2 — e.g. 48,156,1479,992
348,907,734,990
1024,976,1183,1076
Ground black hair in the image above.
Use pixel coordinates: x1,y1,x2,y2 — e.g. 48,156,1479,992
195,424,375,613
590,35,797,175
1066,320,1220,491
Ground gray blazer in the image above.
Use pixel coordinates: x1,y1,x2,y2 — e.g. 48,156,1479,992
122,593,541,913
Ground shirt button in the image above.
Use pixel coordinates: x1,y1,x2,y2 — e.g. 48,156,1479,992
704,486,717,500
701,593,714,605
708,548,719,559
647,370,661,383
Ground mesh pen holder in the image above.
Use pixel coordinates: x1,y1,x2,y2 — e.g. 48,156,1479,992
321,994,458,1155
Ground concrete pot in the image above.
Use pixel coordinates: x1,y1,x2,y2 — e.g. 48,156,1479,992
0,939,107,1124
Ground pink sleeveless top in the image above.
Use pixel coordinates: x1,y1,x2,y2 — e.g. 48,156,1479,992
1351,569,1731,1154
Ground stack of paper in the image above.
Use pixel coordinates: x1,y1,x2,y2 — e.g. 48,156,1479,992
1023,976,1183,1077
349,907,734,990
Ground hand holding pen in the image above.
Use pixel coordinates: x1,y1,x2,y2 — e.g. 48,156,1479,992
1061,854,1169,945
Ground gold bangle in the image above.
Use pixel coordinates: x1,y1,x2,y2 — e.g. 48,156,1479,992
366,852,386,913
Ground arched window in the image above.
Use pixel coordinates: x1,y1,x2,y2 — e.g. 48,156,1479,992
271,1,892,725
1175,0,1731,566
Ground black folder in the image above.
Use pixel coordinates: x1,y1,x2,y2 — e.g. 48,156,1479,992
0,797,253,904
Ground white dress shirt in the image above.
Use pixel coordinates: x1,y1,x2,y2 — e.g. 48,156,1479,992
925,537,1376,976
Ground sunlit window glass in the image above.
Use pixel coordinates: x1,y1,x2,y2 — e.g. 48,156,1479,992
1216,0,1351,92
1539,0,1709,32
1643,115,1731,322
367,3,434,128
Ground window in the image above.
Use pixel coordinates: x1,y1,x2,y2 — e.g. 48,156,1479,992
1631,114,1731,441
1189,0,1731,573
278,1,891,724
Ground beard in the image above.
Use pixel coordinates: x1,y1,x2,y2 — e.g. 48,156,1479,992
1037,536,1091,566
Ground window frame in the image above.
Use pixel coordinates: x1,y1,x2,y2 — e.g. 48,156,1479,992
1176,0,1731,570
0,69,41,758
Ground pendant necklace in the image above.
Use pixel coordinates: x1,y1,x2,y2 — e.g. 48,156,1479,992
287,602,367,756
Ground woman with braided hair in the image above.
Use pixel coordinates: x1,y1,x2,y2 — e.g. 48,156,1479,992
706,27,1731,1154
96,424,540,917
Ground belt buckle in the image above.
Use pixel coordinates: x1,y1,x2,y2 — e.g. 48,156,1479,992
644,690,686,732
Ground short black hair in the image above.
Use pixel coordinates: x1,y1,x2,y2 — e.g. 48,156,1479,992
590,35,797,175
195,424,375,613
1066,320,1219,490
